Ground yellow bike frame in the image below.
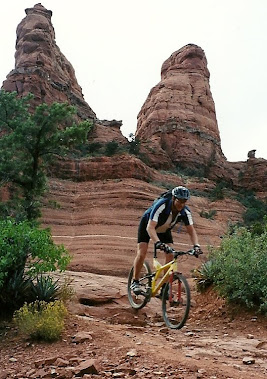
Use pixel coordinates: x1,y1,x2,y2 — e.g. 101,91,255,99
151,257,178,297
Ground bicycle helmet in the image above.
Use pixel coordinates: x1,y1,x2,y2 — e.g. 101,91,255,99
172,186,190,200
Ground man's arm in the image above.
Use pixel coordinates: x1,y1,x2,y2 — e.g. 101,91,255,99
146,219,160,244
185,224,199,246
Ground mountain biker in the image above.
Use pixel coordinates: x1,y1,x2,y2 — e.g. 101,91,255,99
131,186,201,295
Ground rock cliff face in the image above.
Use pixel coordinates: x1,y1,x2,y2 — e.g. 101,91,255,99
88,119,127,145
42,177,244,277
136,44,226,172
239,157,267,194
0,4,266,279
1,4,266,194
2,3,96,122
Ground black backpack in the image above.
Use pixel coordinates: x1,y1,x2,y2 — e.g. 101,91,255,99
159,189,173,198
152,189,172,205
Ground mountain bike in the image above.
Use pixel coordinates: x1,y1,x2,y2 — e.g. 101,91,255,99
127,245,201,329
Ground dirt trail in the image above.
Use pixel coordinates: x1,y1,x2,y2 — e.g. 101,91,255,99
1,270,266,379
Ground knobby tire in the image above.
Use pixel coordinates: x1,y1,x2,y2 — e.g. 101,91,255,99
162,273,190,329
127,261,152,310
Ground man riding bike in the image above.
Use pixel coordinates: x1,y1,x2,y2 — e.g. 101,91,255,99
131,186,201,295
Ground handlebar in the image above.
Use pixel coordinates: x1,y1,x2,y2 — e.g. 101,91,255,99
154,244,203,258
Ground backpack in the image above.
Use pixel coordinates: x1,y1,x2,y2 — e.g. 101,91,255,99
159,189,173,199
152,189,172,206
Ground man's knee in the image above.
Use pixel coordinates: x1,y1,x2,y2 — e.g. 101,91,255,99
137,243,148,259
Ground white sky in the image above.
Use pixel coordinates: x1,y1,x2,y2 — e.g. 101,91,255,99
1,0,266,162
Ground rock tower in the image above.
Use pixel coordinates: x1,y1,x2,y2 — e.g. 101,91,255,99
136,44,226,171
2,3,96,121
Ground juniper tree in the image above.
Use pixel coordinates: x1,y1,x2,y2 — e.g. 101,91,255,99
0,90,92,221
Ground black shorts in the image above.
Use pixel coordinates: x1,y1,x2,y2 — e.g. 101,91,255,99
137,214,173,244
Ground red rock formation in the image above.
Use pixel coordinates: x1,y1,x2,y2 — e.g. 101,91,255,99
49,155,155,182
1,4,266,195
136,44,226,172
2,3,96,121
89,119,127,145
1,3,128,145
240,157,267,192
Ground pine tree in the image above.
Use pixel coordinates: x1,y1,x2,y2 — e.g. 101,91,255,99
0,90,92,221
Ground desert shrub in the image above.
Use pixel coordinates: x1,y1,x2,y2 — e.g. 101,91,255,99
47,200,61,209
248,221,266,236
56,276,75,302
209,181,225,200
190,189,211,198
200,209,217,219
173,165,205,179
13,300,67,341
0,219,71,315
0,219,70,282
238,190,267,226
71,141,103,157
128,136,140,155
195,222,267,314
105,141,119,156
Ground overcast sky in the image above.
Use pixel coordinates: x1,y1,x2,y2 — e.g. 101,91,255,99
1,0,266,162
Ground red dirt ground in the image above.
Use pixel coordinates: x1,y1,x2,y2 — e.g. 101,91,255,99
0,271,266,379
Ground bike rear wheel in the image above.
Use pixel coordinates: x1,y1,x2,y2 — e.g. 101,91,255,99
127,261,152,309
162,273,190,329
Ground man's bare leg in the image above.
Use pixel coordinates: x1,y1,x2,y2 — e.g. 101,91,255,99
133,242,148,280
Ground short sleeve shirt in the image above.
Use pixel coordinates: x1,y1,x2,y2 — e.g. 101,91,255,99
144,196,193,233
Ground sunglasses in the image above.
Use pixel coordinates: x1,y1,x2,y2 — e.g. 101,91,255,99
175,198,187,204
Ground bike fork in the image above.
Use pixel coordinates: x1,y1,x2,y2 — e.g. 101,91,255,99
169,272,182,302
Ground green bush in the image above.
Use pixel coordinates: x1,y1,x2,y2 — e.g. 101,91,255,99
198,223,267,314
200,209,217,219
209,182,225,200
128,137,140,155
13,300,68,341
0,219,71,314
105,141,119,156
173,165,205,179
70,141,103,158
237,190,267,226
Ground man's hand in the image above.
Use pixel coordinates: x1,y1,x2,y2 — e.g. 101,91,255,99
155,241,173,254
155,241,165,250
193,244,203,257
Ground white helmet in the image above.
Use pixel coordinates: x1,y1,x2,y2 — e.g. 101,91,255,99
172,186,190,200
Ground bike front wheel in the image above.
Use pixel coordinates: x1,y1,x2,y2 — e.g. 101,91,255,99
162,273,190,329
127,261,152,310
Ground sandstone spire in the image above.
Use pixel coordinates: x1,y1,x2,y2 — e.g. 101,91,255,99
136,44,225,170
2,3,96,121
